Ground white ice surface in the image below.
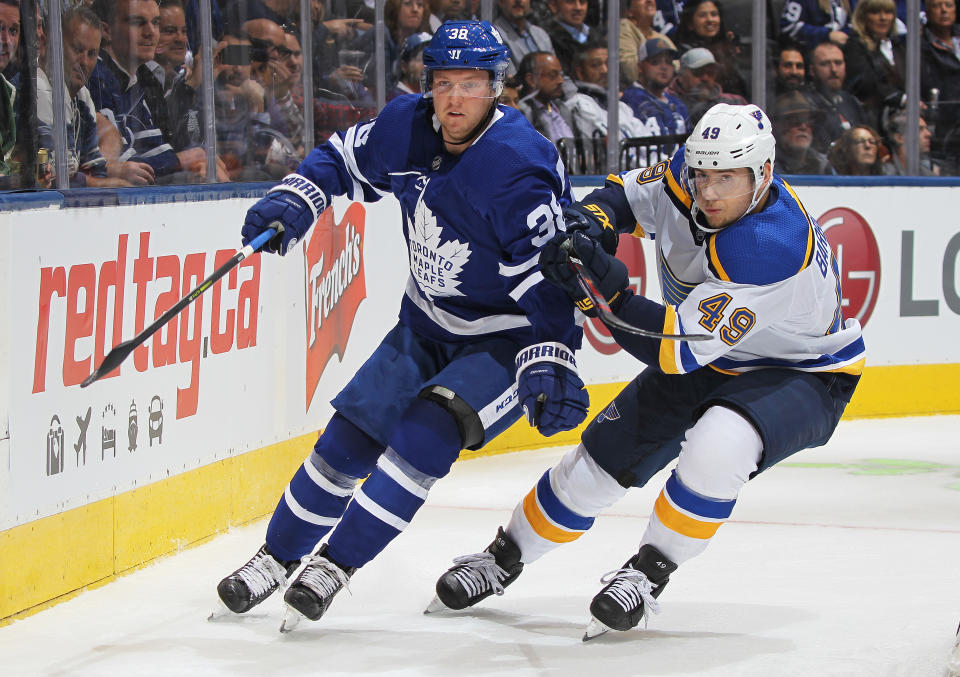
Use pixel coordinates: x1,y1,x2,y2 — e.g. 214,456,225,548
3,416,960,677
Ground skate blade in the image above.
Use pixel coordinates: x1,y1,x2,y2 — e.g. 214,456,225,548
279,605,304,634
423,595,451,614
948,638,960,677
207,599,234,622
582,617,612,642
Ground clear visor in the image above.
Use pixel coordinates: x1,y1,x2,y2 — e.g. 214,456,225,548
428,74,498,99
686,167,756,202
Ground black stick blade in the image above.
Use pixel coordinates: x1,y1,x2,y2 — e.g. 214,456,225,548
80,339,138,388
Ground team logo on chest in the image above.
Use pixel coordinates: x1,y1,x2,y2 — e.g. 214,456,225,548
408,179,471,299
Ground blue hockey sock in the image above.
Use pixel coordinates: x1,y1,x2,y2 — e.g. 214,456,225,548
266,414,384,562
326,398,462,569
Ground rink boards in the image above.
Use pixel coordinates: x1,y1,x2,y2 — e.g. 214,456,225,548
1,177,959,622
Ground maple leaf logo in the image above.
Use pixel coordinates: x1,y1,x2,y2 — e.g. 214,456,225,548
408,181,471,300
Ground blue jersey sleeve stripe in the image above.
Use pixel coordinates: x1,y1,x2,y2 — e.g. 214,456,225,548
711,336,866,374
665,471,736,519
536,472,596,531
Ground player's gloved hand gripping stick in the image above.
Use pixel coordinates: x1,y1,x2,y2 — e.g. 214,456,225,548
556,234,710,342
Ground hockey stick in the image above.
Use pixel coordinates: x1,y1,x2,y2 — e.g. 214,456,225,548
80,227,277,388
563,242,711,342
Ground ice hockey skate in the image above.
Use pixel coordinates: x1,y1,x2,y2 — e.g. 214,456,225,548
212,544,299,618
947,621,960,677
582,544,677,641
425,527,524,614
279,544,356,632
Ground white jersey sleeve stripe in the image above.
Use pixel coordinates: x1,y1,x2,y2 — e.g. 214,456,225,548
508,271,543,302
404,278,531,334
330,130,390,199
499,254,540,277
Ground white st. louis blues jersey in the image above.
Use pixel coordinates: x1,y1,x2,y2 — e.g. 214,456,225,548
615,147,865,375
296,95,580,349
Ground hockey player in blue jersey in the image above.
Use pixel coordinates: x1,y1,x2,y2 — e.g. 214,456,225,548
430,103,866,640
215,20,590,630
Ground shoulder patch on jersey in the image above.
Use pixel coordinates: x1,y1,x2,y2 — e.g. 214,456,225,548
706,180,815,286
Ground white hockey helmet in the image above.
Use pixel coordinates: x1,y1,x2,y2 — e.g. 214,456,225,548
683,103,776,229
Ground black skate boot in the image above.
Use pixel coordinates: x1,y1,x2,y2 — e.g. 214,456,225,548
426,527,524,613
583,544,677,640
281,544,356,629
216,544,299,614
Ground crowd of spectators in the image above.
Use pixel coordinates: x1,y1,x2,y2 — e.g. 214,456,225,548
0,0,958,188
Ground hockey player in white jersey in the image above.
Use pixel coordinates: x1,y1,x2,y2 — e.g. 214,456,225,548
214,21,590,630
430,103,866,639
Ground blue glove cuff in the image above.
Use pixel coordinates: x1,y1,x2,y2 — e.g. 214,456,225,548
515,341,579,379
270,173,328,222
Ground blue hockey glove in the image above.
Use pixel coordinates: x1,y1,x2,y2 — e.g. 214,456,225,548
241,173,328,255
563,203,619,255
541,231,629,315
515,342,589,437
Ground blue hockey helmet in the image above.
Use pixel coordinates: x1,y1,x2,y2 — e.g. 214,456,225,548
421,20,511,97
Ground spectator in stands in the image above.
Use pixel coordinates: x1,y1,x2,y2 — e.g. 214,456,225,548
619,0,662,85
494,0,556,77
155,0,189,96
774,91,832,174
0,0,18,76
246,17,286,98
668,47,745,125
622,37,690,138
352,0,431,92
843,0,905,131
500,74,522,108
37,6,137,187
567,42,648,146
881,112,941,176
541,0,593,75
387,31,431,100
780,0,851,50
517,51,575,143
921,0,960,169
171,30,292,181
223,0,299,28
673,0,747,98
828,124,886,175
428,0,473,32
268,28,305,159
803,40,865,153
651,0,682,36
774,43,806,95
0,0,17,178
308,0,368,94
89,0,217,183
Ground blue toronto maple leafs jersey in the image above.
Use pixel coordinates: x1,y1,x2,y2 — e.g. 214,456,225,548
296,95,581,349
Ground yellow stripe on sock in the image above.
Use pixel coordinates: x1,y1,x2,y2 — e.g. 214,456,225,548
653,492,723,539
522,489,583,544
